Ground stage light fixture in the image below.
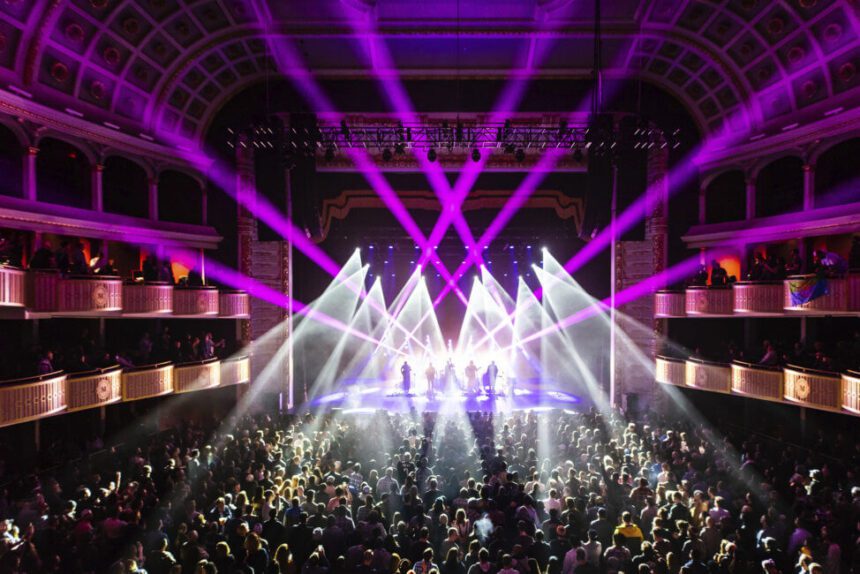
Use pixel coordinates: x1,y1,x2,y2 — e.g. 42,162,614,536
515,148,526,162
427,148,437,162
471,148,481,162
382,148,393,161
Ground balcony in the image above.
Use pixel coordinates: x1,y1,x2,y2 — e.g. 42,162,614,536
122,362,174,401
655,356,686,386
784,275,849,314
174,286,219,316
123,282,174,315
731,361,783,401
844,371,860,415
219,290,250,318
55,275,123,316
0,266,25,309
0,371,66,428
783,364,842,411
221,356,251,386
66,366,122,411
733,281,784,315
174,358,221,393
685,286,733,316
654,291,686,318
685,358,732,393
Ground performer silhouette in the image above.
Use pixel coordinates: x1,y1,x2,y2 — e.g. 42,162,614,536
486,360,499,394
444,358,456,391
425,363,437,396
465,360,478,394
401,361,412,395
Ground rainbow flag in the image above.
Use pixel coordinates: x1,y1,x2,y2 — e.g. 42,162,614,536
789,276,829,306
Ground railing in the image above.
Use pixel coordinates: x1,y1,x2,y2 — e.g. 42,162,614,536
174,358,221,393
731,361,783,401
122,362,174,401
784,275,849,313
173,286,219,316
0,266,25,308
784,364,842,411
685,286,733,316
685,358,732,393
654,291,686,318
655,355,686,386
66,365,122,411
220,356,251,386
0,371,66,427
844,370,860,414
732,281,784,315
56,275,122,314
219,290,250,318
850,274,860,311
27,269,59,312
123,282,173,315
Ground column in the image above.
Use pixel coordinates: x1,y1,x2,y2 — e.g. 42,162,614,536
745,175,756,220
91,163,104,212
23,146,38,201
235,134,256,350
148,177,159,221
802,163,815,211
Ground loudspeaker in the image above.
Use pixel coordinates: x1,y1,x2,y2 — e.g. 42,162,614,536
289,113,322,240
615,116,647,242
253,116,286,242
579,113,613,241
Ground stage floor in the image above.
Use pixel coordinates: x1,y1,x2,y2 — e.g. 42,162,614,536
307,379,583,413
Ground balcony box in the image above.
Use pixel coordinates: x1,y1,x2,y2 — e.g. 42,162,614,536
0,371,66,427
733,281,783,315
731,361,783,401
654,291,686,318
219,290,250,318
221,356,251,386
685,286,732,316
56,275,122,315
122,362,174,401
784,275,848,314
66,366,122,411
0,266,25,308
123,282,173,315
685,358,731,393
173,286,219,316
655,356,686,386
174,359,221,394
783,364,841,411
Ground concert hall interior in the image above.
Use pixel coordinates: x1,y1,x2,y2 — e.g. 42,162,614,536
0,1,859,573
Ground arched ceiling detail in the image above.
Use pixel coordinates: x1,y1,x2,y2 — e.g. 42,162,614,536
0,0,856,146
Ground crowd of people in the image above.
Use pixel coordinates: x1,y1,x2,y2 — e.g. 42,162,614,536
0,404,856,574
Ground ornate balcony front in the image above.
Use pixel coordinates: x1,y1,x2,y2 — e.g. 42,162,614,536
122,362,174,401
173,286,219,316
0,371,66,427
219,290,250,318
221,356,251,387
733,282,784,315
66,366,122,411
655,356,686,386
174,359,221,393
784,275,849,314
27,270,59,312
784,364,841,411
654,291,686,318
731,361,783,401
843,371,860,414
55,275,122,315
0,266,25,308
685,286,733,316
123,282,173,315
685,358,732,393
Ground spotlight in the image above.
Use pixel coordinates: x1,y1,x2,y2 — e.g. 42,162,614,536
324,146,335,161
515,148,525,162
382,148,392,161
427,148,437,162
471,148,481,162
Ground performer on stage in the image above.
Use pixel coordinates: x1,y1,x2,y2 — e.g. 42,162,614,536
401,361,412,395
444,358,456,391
465,360,479,394
486,360,499,394
425,363,437,396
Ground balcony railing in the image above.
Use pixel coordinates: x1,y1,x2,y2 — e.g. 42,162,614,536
174,358,221,393
123,282,174,315
122,362,174,401
0,371,66,428
783,364,842,411
784,275,849,314
655,356,686,386
0,266,25,308
219,290,251,318
844,370,860,415
221,356,251,386
685,286,733,316
56,275,123,315
654,291,686,318
685,358,732,393
731,361,783,401
733,281,784,315
66,366,123,411
174,286,220,316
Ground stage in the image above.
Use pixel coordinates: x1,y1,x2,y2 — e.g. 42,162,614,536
307,378,583,413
